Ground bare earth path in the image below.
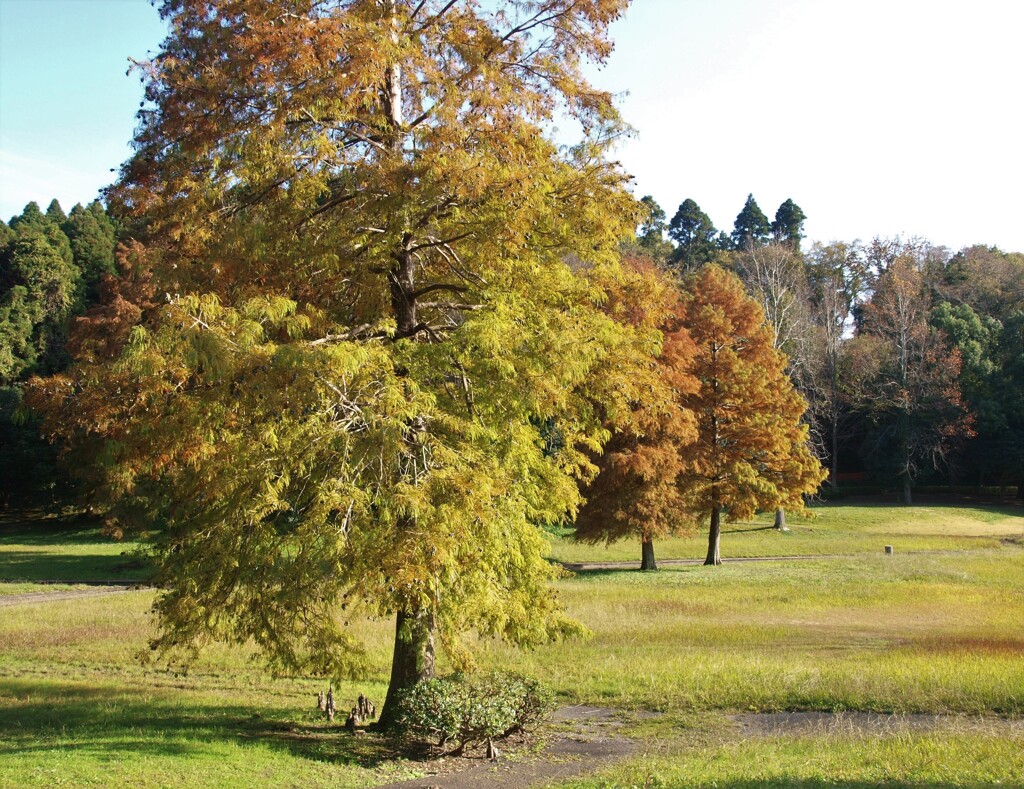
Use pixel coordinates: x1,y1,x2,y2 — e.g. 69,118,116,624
0,584,143,606
375,706,638,789
374,708,1024,789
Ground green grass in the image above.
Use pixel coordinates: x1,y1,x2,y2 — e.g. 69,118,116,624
472,551,1024,715
0,581,91,595
549,501,1024,563
545,717,1024,788
0,513,151,583
1,500,1022,786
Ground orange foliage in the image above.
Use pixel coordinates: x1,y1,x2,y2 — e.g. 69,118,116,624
574,257,700,563
675,265,826,564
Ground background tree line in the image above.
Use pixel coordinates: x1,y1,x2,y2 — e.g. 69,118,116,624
1,199,120,508
631,194,1024,504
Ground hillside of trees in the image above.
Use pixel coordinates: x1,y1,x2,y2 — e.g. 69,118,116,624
1,199,119,508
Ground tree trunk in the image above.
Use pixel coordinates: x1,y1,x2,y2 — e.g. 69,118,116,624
901,474,912,505
773,508,788,531
830,419,839,491
704,506,722,566
640,536,657,571
378,608,436,729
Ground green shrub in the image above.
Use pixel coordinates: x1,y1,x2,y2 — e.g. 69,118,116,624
396,671,555,753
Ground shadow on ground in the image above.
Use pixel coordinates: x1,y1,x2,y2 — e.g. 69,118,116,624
0,512,152,582
0,678,412,769
0,550,149,582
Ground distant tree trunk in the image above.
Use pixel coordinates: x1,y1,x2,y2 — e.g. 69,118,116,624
773,508,788,531
705,505,722,566
829,419,840,490
378,608,436,729
901,474,912,505
640,536,657,571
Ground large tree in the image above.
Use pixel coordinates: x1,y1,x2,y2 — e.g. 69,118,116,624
636,195,672,259
771,198,806,250
29,0,642,725
675,265,825,565
734,239,815,530
804,241,870,488
856,249,972,503
62,202,118,300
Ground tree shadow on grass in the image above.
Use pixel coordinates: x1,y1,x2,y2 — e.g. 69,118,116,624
0,512,111,546
0,550,152,583
0,678,413,768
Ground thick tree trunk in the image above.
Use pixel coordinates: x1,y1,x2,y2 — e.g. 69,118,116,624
704,506,722,566
901,474,912,505
378,608,436,729
640,536,657,571
773,508,788,531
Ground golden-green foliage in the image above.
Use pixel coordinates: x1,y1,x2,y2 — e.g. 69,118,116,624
26,0,657,686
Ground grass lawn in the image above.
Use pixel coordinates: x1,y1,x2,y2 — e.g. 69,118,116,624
1,500,1022,787
0,512,151,583
548,500,1024,563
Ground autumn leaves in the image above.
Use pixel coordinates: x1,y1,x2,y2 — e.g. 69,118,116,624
578,262,826,568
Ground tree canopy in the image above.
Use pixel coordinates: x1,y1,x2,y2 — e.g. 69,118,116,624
731,193,771,250
28,0,647,723
573,257,699,570
675,265,825,564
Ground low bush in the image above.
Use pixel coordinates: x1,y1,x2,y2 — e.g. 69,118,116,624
396,671,555,754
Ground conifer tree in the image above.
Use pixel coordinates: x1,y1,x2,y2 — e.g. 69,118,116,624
45,199,68,225
29,0,641,723
731,193,771,250
675,265,825,564
63,202,118,300
573,258,699,570
668,198,718,271
771,198,806,250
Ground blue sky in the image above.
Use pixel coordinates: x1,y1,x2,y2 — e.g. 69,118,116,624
2,0,1022,252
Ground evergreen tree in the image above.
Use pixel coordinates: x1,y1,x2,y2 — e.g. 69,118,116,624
0,219,15,252
46,199,68,225
771,198,806,250
668,198,718,271
730,193,771,250
8,201,47,232
637,196,666,248
63,202,118,301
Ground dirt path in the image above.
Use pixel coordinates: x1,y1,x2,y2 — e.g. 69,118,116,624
375,706,638,789
734,711,1024,736
0,584,144,606
374,707,1024,789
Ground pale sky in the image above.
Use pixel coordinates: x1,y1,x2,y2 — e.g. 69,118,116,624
1,0,1022,252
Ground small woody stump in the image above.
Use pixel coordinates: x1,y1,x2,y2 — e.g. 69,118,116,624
316,688,376,732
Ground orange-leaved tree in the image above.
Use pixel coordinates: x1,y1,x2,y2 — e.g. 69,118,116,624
573,256,699,570
676,265,826,565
